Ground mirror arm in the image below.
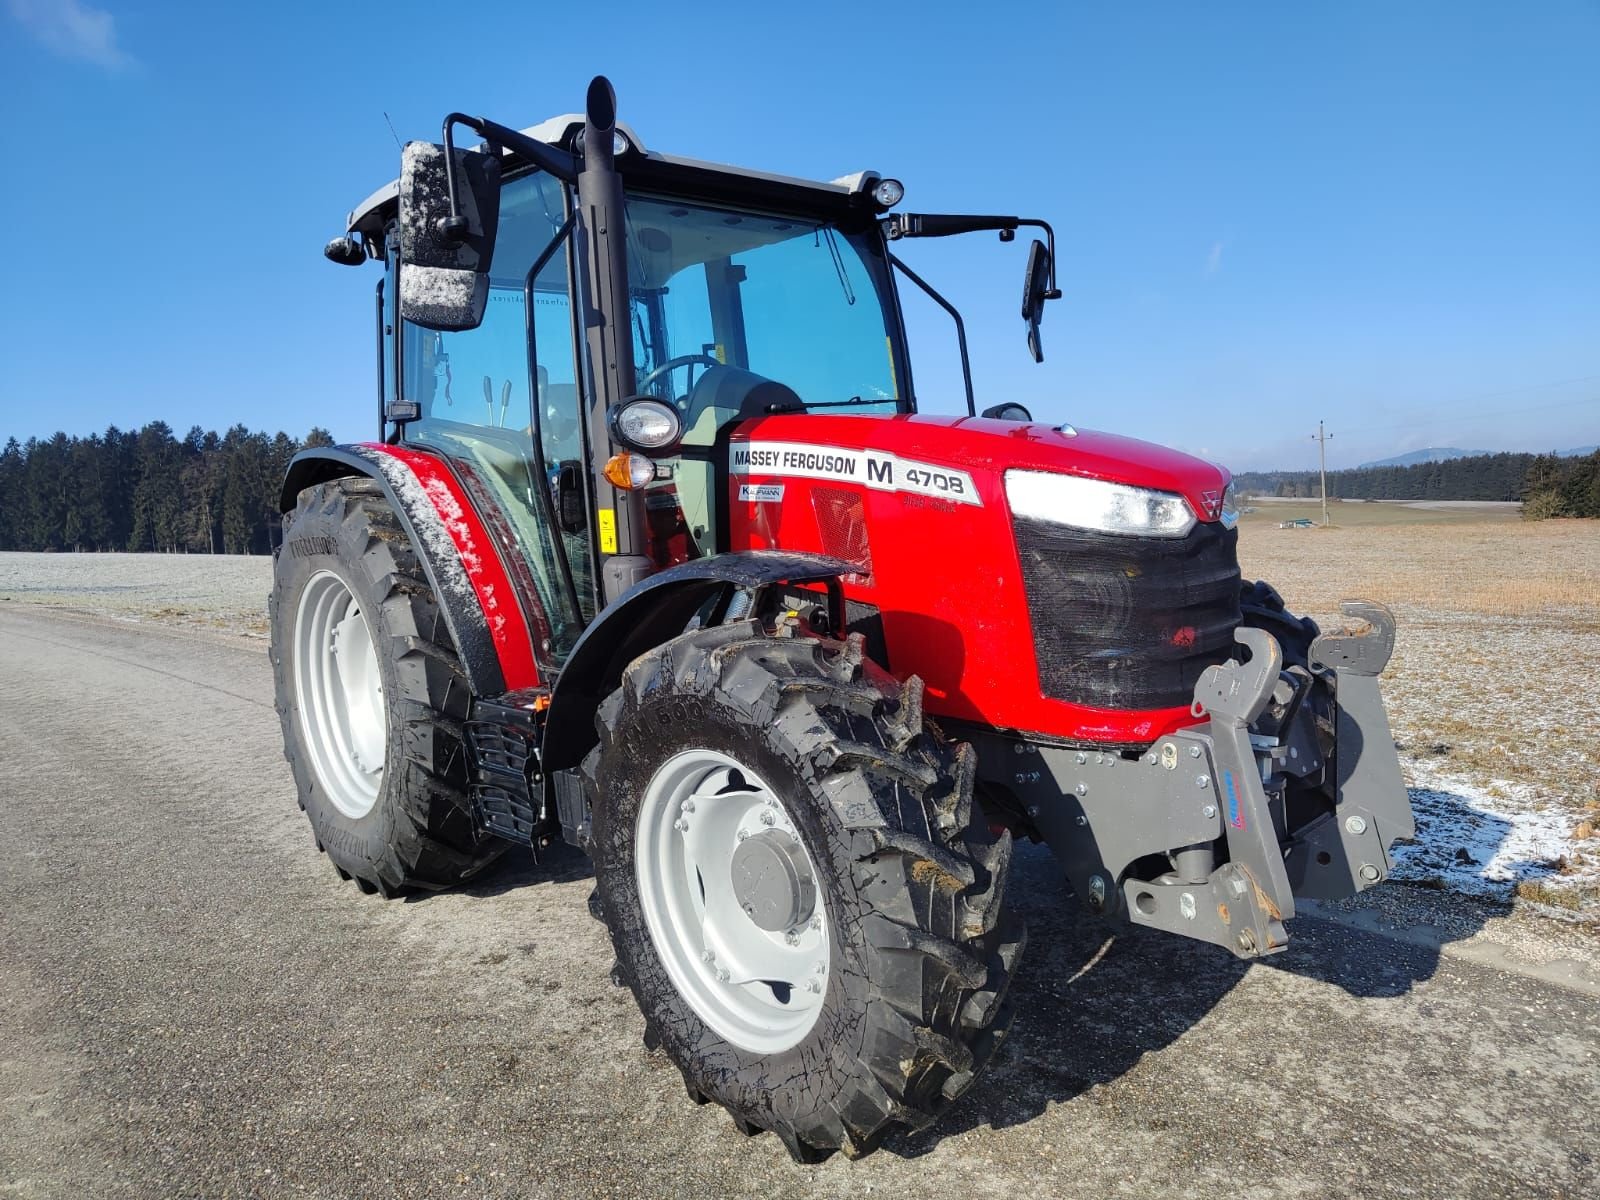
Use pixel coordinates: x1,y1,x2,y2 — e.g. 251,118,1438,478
1014,217,1062,298
435,113,581,245
890,253,976,417
887,211,1062,299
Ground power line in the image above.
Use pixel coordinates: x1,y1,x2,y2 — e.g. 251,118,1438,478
1312,421,1333,526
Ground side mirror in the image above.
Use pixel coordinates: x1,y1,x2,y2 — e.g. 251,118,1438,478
1021,238,1052,363
398,141,501,331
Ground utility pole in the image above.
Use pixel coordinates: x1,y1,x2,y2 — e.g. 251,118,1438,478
1312,420,1333,526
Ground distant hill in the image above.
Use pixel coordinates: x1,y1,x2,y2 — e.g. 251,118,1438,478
1358,445,1595,468
1357,447,1490,469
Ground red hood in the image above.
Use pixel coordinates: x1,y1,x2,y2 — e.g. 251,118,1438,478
733,412,1233,522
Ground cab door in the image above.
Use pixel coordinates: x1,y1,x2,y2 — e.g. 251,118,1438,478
399,169,593,662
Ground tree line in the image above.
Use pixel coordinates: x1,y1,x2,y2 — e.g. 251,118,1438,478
0,423,335,555
1234,450,1600,518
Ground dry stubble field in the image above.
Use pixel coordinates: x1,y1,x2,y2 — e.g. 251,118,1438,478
3,500,1598,915
1238,501,1600,912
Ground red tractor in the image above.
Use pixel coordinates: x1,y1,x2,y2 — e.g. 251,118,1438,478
272,78,1413,1161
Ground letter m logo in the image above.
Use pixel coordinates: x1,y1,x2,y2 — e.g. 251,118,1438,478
867,456,893,485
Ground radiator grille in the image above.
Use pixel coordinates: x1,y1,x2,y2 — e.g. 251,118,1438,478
1013,518,1241,711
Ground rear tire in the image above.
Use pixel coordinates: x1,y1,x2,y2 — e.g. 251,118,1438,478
584,619,1023,1161
269,477,505,895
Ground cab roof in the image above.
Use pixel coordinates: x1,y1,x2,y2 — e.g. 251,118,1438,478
345,114,883,238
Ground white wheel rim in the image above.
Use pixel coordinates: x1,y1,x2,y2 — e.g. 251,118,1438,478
635,749,830,1054
293,570,386,819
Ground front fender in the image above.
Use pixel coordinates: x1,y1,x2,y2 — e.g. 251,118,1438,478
539,551,853,779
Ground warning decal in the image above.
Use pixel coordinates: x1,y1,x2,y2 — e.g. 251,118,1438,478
730,441,982,507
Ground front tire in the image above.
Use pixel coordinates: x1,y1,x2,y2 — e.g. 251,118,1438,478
584,619,1023,1161
269,477,505,895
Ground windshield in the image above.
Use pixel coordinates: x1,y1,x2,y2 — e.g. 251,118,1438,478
622,195,903,444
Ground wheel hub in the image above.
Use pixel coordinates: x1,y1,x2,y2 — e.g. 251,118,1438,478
730,830,816,932
292,570,386,819
633,749,830,1054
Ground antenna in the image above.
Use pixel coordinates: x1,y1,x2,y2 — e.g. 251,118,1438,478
1311,420,1334,526
382,111,401,151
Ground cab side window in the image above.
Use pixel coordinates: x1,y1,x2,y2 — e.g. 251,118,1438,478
399,170,591,657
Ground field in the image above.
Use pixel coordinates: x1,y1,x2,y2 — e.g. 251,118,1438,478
4,508,1598,914
1237,504,1600,911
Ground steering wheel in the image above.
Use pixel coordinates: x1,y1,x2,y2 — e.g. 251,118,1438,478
638,353,723,401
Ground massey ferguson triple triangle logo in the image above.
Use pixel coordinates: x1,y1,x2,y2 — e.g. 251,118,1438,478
730,441,983,507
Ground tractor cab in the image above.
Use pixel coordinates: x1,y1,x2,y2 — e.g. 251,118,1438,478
331,85,1057,664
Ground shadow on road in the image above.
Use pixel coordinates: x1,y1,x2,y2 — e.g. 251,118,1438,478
402,785,1513,1162
402,841,595,904
886,812,1505,1159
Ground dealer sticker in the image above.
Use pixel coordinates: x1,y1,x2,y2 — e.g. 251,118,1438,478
738,483,786,502
730,441,982,507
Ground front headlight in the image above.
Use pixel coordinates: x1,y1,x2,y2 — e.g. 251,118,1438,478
1005,469,1197,538
609,396,682,453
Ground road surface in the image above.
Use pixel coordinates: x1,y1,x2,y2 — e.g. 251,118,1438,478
1,605,1596,1199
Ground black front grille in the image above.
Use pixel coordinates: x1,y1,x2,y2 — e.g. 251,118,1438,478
1014,518,1241,711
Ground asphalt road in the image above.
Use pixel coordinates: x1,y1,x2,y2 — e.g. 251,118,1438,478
2,605,1596,1200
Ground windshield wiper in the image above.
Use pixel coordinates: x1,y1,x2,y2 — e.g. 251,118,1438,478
765,395,888,413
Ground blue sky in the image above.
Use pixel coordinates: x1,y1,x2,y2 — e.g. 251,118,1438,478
1,0,1595,471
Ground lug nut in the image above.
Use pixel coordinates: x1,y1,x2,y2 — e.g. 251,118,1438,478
809,915,822,931
760,810,776,827
736,829,750,841
716,967,730,983
680,799,695,813
1196,775,1210,789
1203,804,1217,820
1190,746,1202,759
784,930,800,946
806,979,822,994
673,818,688,832
701,949,716,964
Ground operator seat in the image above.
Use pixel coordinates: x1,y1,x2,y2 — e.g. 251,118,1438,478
677,367,804,554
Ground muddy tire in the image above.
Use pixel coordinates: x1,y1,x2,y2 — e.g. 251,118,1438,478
269,477,505,895
584,619,1023,1162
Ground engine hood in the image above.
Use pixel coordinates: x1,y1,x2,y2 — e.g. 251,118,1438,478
732,412,1233,523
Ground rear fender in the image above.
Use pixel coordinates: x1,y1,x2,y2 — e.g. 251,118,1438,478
279,444,534,697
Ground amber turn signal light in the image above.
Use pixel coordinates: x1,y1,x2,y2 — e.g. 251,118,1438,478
603,453,656,490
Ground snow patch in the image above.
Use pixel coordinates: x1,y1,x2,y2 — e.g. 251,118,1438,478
365,453,479,610
365,451,513,642
1392,761,1596,900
